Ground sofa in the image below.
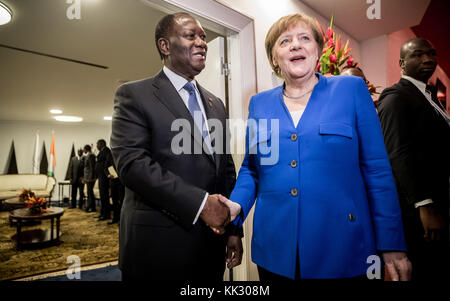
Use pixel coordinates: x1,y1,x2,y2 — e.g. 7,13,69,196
0,174,56,201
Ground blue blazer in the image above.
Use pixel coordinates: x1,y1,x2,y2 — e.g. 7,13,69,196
231,73,406,279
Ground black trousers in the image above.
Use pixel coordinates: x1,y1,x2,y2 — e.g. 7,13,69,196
403,213,450,281
258,251,300,280
110,179,124,221
86,181,96,210
98,176,110,218
71,182,85,208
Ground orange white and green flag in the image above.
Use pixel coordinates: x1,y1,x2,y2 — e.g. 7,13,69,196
47,131,56,177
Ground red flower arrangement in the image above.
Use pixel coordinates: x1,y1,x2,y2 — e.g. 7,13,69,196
315,16,380,97
367,82,380,96
315,15,351,76
20,189,48,213
19,188,35,202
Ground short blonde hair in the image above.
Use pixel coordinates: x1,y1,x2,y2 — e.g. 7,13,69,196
265,14,324,78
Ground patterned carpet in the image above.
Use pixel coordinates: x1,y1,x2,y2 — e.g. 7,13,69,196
0,206,119,280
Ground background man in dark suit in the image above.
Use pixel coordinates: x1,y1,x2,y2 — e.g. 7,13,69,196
82,144,97,213
105,147,123,225
378,38,450,280
68,148,85,209
95,139,112,221
110,12,242,280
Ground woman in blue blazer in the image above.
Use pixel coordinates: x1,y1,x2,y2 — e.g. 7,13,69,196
217,14,411,280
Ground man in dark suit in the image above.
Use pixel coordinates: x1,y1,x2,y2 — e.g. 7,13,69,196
378,38,450,280
105,149,123,225
68,148,85,209
82,144,97,213
110,12,242,280
95,139,111,221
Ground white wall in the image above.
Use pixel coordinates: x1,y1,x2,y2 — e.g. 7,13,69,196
0,120,111,201
360,34,388,98
218,0,361,92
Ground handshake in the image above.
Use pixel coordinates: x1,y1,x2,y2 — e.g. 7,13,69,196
200,194,242,234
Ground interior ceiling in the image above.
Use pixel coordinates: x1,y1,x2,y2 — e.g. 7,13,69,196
0,0,221,124
301,0,431,41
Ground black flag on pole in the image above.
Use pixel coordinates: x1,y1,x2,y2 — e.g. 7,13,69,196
5,140,18,174
65,143,76,180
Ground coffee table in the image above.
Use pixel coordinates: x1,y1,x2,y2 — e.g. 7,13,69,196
4,197,27,210
9,207,64,249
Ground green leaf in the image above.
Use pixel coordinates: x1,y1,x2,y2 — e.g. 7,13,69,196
339,55,350,67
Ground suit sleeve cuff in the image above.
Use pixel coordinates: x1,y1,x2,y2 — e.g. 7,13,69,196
414,199,433,208
193,193,208,224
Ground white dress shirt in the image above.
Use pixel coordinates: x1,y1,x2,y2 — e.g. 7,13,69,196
163,66,209,224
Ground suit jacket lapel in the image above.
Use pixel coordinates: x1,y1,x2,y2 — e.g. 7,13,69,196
152,71,204,151
399,78,429,105
197,83,222,172
153,71,216,167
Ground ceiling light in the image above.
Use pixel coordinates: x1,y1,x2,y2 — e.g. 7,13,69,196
50,109,63,114
0,2,12,25
103,116,112,120
54,116,83,122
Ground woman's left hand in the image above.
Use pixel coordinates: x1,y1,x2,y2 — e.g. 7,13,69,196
382,252,412,281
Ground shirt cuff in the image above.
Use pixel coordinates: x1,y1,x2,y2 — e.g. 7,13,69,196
414,199,433,208
193,192,208,224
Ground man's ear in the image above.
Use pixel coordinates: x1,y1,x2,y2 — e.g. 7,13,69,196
158,38,170,57
399,58,404,69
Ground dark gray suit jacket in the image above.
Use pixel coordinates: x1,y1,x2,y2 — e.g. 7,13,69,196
68,156,83,185
82,153,96,182
110,70,237,280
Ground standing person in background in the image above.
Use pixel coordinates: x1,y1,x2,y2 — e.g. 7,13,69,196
341,66,367,82
378,38,450,281
105,149,124,225
95,139,112,221
83,144,97,213
68,148,85,209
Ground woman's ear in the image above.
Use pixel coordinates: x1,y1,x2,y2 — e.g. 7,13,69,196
272,54,278,69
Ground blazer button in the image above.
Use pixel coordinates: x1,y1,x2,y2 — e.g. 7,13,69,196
291,188,298,197
349,214,355,221
291,133,298,141
290,160,297,168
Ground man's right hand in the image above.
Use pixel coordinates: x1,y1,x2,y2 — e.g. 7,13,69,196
419,205,445,241
200,194,230,234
